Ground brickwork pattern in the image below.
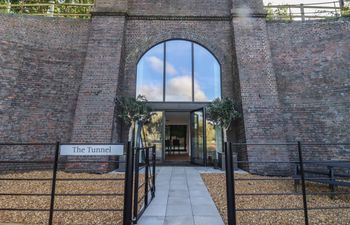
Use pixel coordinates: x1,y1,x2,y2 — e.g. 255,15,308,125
1,1,350,175
71,16,126,144
127,0,231,16
0,14,89,143
93,0,128,12
268,19,350,162
232,16,290,174
231,0,265,15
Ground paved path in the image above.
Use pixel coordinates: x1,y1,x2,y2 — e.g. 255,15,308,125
138,167,225,225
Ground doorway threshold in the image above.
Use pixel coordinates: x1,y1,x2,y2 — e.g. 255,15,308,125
157,161,194,166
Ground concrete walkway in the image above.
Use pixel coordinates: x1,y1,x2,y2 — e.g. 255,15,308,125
138,167,225,225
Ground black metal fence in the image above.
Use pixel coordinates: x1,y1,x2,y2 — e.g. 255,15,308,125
224,142,350,225
0,142,156,225
133,146,156,223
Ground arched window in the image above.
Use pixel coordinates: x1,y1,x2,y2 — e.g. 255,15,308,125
136,40,221,102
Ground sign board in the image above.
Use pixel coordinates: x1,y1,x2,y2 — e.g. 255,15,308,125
60,144,124,156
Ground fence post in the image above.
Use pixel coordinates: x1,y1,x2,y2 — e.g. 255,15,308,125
334,1,340,17
6,0,11,13
48,142,60,225
288,5,293,21
19,1,23,14
297,141,309,225
300,4,305,21
339,0,344,8
224,142,237,225
123,142,134,225
133,147,140,221
152,145,156,196
48,0,55,17
144,147,150,206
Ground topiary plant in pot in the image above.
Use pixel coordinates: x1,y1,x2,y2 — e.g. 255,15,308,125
206,97,240,142
206,97,241,169
115,95,153,147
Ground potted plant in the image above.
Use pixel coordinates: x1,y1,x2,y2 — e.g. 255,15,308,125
115,95,153,147
206,97,240,169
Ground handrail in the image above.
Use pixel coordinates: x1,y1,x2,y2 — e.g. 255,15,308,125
265,1,347,21
266,5,340,9
0,2,93,19
0,1,348,21
0,3,93,7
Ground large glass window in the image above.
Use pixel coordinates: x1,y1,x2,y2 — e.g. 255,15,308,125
136,40,221,102
165,40,192,101
194,44,221,101
136,43,164,101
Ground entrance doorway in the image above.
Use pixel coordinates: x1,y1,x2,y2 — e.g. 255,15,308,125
164,112,190,162
141,109,222,166
165,125,189,161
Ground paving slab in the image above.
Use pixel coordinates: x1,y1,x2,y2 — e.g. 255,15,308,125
138,167,224,225
138,216,165,225
194,216,225,225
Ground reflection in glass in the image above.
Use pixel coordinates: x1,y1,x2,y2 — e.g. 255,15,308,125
192,110,204,164
194,44,221,101
206,122,216,164
165,40,192,101
142,112,164,160
136,43,164,101
165,125,188,160
136,40,221,102
206,123,222,165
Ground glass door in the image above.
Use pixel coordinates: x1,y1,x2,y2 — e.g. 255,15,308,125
141,111,164,161
190,108,206,165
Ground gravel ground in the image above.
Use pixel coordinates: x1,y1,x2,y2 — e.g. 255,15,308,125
201,173,350,225
0,171,128,225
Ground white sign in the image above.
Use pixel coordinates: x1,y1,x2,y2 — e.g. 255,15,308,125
60,144,124,156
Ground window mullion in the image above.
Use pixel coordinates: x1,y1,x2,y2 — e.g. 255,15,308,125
163,42,166,102
192,42,194,102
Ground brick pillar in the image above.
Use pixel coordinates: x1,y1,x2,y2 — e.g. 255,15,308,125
71,1,127,143
231,0,290,175
69,1,127,171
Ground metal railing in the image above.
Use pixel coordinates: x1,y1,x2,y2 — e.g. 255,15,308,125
133,146,156,223
0,1,349,20
224,142,350,225
0,1,93,18
0,142,157,225
265,1,347,21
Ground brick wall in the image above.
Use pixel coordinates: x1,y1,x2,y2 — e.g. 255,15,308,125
268,19,350,161
1,1,350,174
0,14,89,143
127,0,231,16
230,0,290,175
70,16,126,144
